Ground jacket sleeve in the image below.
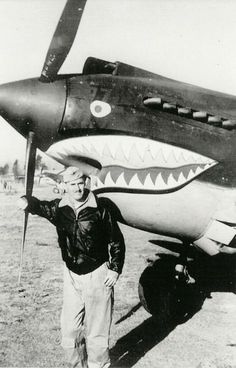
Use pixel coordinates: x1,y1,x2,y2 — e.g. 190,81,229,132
24,196,59,226
103,208,125,274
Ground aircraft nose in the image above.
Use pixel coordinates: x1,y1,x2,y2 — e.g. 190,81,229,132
0,78,67,150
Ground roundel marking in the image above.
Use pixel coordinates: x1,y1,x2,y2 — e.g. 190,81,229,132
90,100,111,118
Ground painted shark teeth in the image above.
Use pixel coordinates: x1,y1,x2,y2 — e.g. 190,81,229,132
187,169,195,181
96,177,104,188
129,174,143,189
91,162,216,191
116,173,128,187
155,173,167,190
167,173,178,187
144,173,155,189
47,135,215,169
104,172,114,186
46,135,217,192
177,172,186,186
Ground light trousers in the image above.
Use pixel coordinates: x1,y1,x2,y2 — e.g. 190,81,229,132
61,263,114,368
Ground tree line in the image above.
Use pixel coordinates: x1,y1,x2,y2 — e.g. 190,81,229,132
0,154,48,178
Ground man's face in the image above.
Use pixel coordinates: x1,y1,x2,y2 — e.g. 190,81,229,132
66,177,86,202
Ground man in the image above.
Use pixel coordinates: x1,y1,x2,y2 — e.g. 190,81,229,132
18,166,125,368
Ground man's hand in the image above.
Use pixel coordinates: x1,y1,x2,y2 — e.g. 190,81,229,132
17,197,28,211
104,269,119,288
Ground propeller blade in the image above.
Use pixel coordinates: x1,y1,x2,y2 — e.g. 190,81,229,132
18,132,36,285
40,0,87,82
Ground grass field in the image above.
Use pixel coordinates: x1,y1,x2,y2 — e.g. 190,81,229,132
0,185,236,368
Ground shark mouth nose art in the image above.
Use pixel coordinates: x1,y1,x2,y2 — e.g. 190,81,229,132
46,136,217,193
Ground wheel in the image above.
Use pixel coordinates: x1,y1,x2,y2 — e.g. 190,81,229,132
138,257,202,323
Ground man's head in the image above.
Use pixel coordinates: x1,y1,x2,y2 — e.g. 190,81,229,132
63,167,88,202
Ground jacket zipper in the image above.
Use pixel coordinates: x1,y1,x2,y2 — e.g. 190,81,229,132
68,207,78,263
73,208,79,248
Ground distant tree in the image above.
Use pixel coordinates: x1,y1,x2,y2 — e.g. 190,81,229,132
3,163,9,175
0,163,9,176
36,154,48,172
41,162,48,171
12,159,20,179
35,154,42,171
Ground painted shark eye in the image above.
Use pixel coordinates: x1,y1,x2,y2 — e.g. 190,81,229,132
90,100,111,118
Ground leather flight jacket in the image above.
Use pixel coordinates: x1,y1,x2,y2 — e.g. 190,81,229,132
26,193,125,275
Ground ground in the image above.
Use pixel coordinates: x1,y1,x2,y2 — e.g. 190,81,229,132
0,185,236,368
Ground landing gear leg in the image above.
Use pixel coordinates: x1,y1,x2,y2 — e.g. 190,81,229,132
175,241,195,285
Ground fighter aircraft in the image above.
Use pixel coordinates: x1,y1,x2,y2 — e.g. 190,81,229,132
1,0,236,316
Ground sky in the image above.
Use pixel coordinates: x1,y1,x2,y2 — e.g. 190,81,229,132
0,0,236,166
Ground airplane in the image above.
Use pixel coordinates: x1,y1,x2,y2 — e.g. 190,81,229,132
39,169,65,193
1,0,236,318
